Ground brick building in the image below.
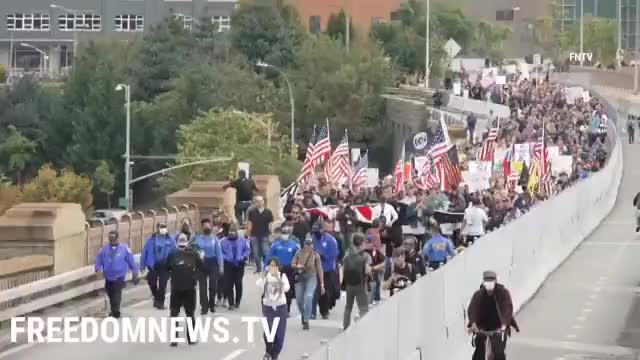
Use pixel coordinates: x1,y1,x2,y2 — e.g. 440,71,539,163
291,0,404,33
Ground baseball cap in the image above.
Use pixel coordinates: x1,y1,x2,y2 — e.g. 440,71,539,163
483,270,497,281
177,233,189,247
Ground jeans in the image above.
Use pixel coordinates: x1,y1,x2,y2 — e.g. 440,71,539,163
105,278,125,318
343,284,368,330
235,201,252,225
262,304,288,358
251,236,269,271
369,271,383,303
295,275,317,322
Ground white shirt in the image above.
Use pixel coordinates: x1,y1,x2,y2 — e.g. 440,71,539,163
372,203,399,226
463,206,488,236
256,273,290,308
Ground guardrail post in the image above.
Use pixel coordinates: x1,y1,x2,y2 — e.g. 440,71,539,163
84,222,90,265
189,203,199,224
148,209,157,233
171,206,180,230
161,208,169,232
135,212,145,253
179,204,190,230
121,214,133,247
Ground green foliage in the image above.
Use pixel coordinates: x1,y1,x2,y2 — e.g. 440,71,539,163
158,109,300,193
231,0,305,69
21,164,94,211
290,35,393,149
0,126,36,182
0,65,6,83
563,17,617,64
326,10,355,44
94,161,115,208
472,21,511,64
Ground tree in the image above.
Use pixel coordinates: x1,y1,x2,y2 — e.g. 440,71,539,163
0,126,36,183
326,10,356,44
472,21,511,64
158,109,300,193
94,161,115,208
563,17,617,65
21,165,94,211
231,0,306,69
290,35,393,158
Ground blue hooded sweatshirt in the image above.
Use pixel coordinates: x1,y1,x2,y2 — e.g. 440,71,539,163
267,236,301,267
313,232,339,272
95,243,138,281
221,236,251,266
422,234,455,263
140,233,176,270
194,233,224,272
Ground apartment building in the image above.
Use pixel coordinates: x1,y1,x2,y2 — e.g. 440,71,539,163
292,0,403,34
0,0,237,76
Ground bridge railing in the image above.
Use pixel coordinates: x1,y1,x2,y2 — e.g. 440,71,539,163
307,83,623,360
0,203,200,321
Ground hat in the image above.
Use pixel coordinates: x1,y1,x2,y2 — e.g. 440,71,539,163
177,233,189,247
483,270,497,281
157,221,167,228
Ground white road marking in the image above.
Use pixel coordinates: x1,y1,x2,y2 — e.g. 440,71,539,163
571,324,582,329
588,293,598,300
576,316,587,321
566,334,577,339
221,349,247,360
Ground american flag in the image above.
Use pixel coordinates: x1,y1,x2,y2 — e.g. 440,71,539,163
393,145,405,193
478,127,499,161
415,155,440,190
325,131,350,186
427,119,451,159
351,151,368,188
296,125,317,185
439,146,463,190
312,122,331,167
531,133,552,197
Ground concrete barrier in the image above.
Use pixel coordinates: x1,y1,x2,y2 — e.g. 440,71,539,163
307,85,623,360
447,96,511,118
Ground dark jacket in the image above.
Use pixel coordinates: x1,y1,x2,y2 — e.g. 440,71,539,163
467,283,520,336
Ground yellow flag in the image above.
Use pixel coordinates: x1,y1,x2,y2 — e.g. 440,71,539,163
527,162,540,195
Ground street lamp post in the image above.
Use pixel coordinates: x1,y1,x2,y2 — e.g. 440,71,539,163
425,0,430,89
579,0,584,66
256,60,296,156
50,4,82,59
21,43,48,78
116,84,131,211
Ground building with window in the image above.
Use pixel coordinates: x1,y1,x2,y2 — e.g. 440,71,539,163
292,0,403,34
0,0,237,76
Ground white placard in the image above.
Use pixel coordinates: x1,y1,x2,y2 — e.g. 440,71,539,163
237,162,250,177
493,147,506,173
351,148,360,164
496,76,507,85
546,146,560,159
582,91,591,103
414,156,429,175
513,143,531,166
453,82,461,96
367,168,379,188
533,54,542,65
465,161,492,192
503,64,517,74
551,155,573,175
565,86,584,105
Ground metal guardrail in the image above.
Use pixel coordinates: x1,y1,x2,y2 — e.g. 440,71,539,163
0,254,140,323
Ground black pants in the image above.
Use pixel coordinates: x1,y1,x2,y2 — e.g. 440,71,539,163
281,266,295,313
630,130,635,144
428,261,445,270
317,271,337,317
224,262,245,307
170,289,196,343
105,278,125,318
147,264,170,305
472,333,507,360
198,259,221,312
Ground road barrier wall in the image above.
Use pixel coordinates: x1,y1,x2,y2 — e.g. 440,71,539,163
447,95,511,118
308,84,623,360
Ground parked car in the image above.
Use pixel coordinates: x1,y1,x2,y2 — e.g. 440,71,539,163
89,209,129,227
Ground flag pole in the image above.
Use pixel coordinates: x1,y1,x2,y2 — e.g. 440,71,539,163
539,118,545,197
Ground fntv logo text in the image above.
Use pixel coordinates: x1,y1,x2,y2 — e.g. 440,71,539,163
569,52,594,62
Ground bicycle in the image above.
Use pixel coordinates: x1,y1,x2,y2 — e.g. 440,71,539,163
472,328,506,360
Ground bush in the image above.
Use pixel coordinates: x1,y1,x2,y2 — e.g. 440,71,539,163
21,165,94,211
0,185,22,216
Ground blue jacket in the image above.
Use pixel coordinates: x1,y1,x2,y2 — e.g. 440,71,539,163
194,233,224,272
95,243,138,281
422,235,455,263
221,236,251,266
313,232,339,272
267,237,301,267
140,234,176,269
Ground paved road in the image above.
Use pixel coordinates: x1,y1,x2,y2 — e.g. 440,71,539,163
508,143,640,360
0,270,357,360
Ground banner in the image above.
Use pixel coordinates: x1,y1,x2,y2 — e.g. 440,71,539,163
513,143,531,166
367,168,379,188
463,161,492,192
551,155,573,175
565,86,584,105
493,147,507,174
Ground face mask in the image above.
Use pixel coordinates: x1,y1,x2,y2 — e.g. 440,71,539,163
228,232,237,239
281,234,290,240
159,228,168,235
483,281,496,292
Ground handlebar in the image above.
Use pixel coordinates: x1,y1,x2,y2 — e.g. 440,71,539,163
473,329,505,336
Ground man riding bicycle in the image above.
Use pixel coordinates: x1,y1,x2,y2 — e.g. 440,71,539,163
467,271,519,360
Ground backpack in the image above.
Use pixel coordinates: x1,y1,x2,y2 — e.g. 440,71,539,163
343,251,367,286
172,250,198,275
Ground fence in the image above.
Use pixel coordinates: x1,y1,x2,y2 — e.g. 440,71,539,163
307,83,623,360
83,203,200,265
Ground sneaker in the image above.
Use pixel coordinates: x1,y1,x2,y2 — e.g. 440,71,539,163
228,305,235,311
321,314,329,320
209,306,216,314
262,354,271,360
636,226,639,232
200,309,208,315
303,321,310,330
170,342,178,347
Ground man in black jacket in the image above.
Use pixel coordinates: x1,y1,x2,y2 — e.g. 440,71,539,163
166,233,207,347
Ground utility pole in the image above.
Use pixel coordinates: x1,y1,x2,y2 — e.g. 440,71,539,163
579,0,584,66
425,0,430,88
345,13,350,53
